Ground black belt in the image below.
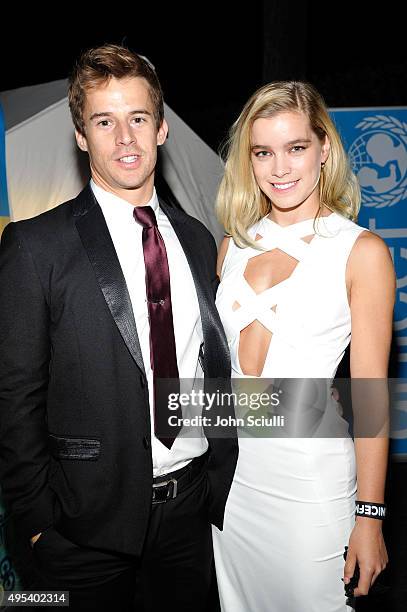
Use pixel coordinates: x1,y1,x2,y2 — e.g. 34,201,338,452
151,450,209,505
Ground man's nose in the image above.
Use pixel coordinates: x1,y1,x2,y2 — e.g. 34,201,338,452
115,124,135,146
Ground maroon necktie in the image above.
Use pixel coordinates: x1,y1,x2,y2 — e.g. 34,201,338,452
133,205,181,449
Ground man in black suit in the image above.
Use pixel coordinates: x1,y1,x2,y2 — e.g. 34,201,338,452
0,44,237,611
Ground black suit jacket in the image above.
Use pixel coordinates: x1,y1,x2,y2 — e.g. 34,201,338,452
0,184,238,555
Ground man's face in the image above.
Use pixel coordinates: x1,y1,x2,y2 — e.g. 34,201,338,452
75,76,168,205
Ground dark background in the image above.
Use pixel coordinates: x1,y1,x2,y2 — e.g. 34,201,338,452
0,1,405,152
1,3,406,609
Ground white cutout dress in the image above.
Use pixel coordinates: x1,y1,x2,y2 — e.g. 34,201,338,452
212,212,368,612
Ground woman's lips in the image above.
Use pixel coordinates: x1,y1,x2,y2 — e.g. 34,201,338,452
269,180,299,192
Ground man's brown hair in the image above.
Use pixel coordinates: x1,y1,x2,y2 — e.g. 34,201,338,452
68,44,164,135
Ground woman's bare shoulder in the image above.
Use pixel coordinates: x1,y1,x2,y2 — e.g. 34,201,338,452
217,236,232,277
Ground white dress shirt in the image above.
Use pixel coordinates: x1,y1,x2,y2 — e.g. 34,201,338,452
91,181,208,476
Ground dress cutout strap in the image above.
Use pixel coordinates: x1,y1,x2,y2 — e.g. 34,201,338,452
233,218,316,377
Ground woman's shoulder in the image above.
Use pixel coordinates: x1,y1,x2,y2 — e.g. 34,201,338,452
217,235,232,277
217,232,258,279
348,229,392,263
345,221,395,292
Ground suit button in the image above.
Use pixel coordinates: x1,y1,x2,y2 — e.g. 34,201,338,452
143,436,150,450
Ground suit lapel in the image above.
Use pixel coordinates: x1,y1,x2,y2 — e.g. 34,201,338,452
158,197,230,378
74,185,146,376
158,197,208,316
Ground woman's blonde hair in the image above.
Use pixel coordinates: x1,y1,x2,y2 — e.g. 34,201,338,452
216,81,361,248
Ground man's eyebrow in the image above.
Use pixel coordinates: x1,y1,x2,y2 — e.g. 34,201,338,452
251,138,312,150
89,110,152,121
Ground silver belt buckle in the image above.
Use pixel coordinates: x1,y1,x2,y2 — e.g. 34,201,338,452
152,477,178,504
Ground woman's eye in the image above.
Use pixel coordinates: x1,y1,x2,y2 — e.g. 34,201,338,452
291,146,305,152
98,120,111,127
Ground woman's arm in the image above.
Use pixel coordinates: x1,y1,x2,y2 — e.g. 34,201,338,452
345,230,396,596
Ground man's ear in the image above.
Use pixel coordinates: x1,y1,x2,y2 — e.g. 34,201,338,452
157,119,169,146
75,129,88,153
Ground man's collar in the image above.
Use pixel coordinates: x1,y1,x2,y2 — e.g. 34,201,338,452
90,179,159,212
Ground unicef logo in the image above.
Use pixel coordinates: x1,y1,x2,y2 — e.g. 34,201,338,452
348,115,407,207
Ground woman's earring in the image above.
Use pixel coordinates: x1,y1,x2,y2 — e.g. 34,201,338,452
321,161,326,169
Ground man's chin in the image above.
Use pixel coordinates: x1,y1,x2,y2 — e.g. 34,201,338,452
114,179,149,192
113,171,153,191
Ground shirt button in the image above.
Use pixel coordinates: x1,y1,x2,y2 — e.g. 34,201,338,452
143,436,150,450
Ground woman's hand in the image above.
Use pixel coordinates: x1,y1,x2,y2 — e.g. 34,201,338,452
344,519,388,596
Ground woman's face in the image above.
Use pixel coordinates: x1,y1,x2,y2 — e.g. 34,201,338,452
250,111,330,212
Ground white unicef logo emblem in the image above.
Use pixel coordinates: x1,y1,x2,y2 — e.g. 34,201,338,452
348,115,407,208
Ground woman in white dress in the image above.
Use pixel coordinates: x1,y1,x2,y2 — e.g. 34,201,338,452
212,81,395,611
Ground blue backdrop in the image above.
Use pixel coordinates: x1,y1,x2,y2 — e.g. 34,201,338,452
331,108,407,456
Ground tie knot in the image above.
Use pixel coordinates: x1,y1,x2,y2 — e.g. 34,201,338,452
133,205,157,228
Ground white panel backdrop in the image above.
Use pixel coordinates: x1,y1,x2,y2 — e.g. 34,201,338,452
2,84,224,243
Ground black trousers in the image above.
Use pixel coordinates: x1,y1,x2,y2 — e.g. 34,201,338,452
30,467,213,611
